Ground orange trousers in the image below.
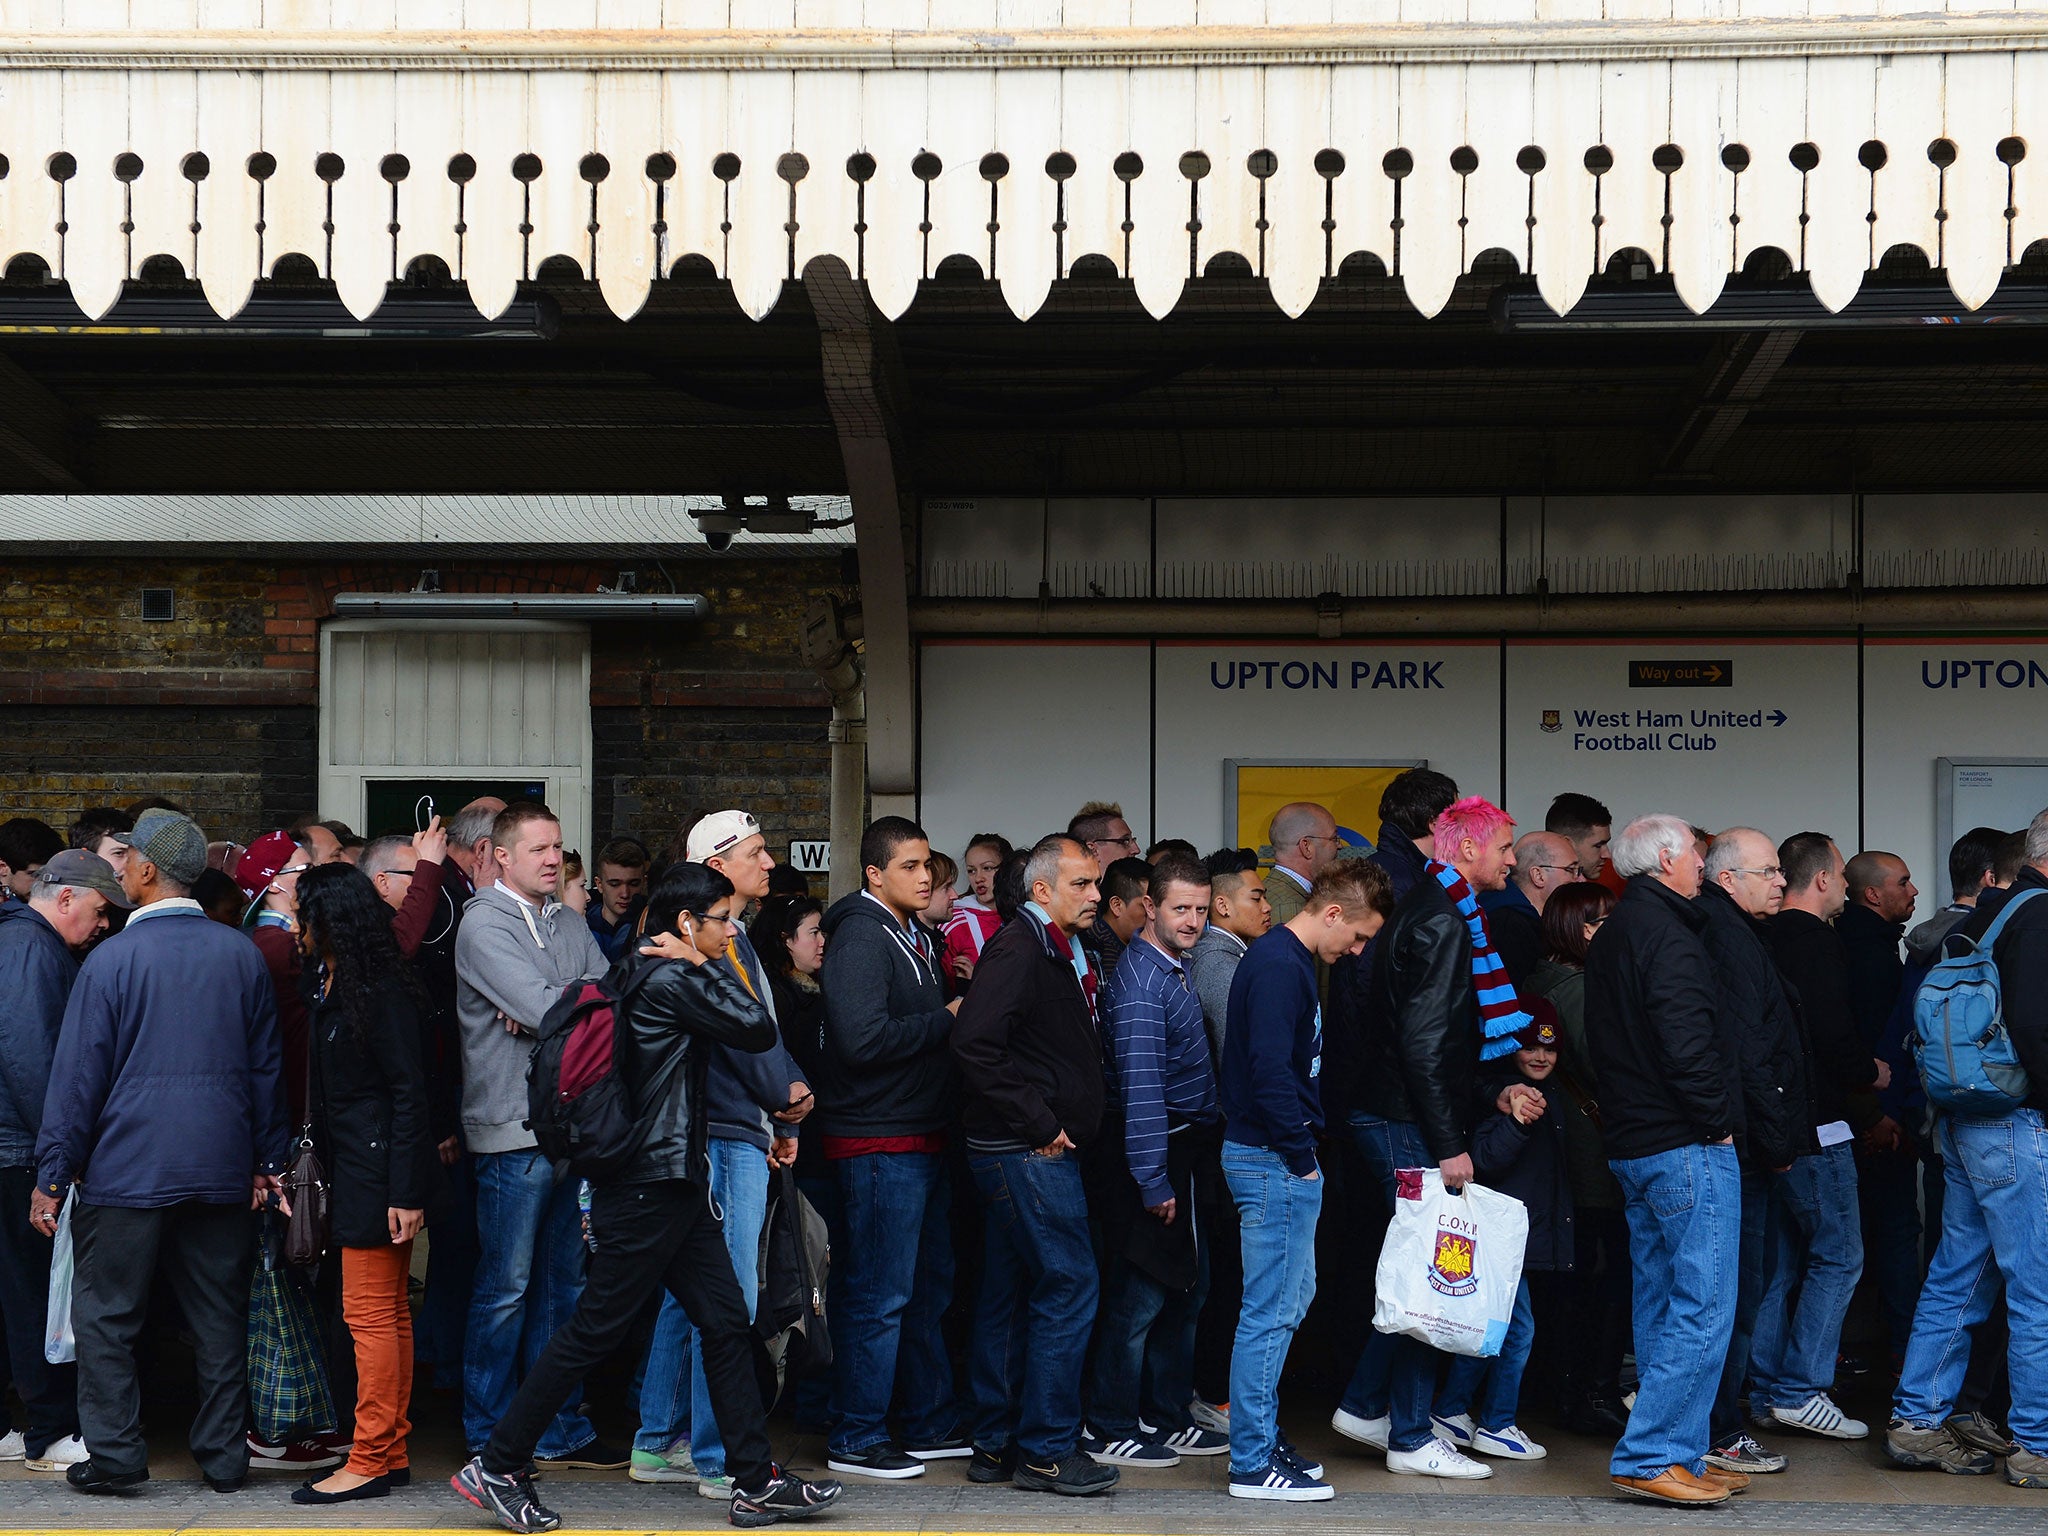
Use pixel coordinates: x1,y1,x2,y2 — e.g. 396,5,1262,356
340,1240,415,1477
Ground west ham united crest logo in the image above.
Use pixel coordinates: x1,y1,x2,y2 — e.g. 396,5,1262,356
1540,709,1562,734
1429,1229,1479,1296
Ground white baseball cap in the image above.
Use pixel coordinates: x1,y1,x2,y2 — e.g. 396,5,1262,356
686,809,761,863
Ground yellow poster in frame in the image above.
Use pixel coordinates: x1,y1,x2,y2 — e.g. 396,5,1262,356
1226,759,1425,864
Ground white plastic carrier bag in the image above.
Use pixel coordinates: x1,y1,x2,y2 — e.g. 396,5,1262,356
1370,1167,1528,1358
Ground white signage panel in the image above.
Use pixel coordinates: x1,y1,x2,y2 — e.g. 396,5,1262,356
1864,640,2048,912
1503,640,1860,850
1153,642,1504,847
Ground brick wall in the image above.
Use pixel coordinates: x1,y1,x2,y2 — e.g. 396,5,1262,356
0,554,842,847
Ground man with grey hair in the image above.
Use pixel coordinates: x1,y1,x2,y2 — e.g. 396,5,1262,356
0,850,129,1472
1263,803,1340,927
34,811,288,1495
1888,807,2048,1488
445,796,507,900
1694,829,1807,1476
1480,830,1578,985
1585,813,1743,1506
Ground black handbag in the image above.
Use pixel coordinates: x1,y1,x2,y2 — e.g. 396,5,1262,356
284,1015,331,1266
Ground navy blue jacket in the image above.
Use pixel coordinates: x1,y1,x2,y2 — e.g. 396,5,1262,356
1221,924,1323,1176
0,902,80,1168
36,905,289,1208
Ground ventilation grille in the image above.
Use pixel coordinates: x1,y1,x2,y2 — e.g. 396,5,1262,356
139,587,175,622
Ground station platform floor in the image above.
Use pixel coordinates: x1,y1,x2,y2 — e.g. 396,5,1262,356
2,1368,2040,1534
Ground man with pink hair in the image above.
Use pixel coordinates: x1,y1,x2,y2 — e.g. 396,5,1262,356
1332,795,1543,1477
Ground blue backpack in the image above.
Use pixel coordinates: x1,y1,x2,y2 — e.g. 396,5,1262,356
1912,888,2044,1116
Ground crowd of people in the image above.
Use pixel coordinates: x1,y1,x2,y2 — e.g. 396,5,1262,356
0,774,2042,1530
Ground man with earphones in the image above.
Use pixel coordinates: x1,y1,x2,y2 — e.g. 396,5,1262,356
630,810,810,1490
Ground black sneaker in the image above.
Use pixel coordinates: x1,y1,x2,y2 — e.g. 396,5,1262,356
904,1430,974,1460
826,1443,924,1479
967,1443,1018,1484
451,1455,563,1534
730,1465,845,1527
65,1459,148,1495
1013,1450,1119,1496
535,1438,630,1471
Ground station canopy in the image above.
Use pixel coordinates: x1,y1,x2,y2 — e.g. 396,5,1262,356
5,5,2048,327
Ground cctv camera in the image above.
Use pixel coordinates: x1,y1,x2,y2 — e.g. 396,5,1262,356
694,510,745,552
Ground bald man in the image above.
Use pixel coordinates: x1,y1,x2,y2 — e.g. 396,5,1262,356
1477,830,1580,986
1265,802,1340,928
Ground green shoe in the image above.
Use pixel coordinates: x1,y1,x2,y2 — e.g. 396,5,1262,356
629,1446,697,1484
696,1474,735,1500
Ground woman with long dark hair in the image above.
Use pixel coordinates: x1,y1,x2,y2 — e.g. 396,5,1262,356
290,864,437,1504
750,894,827,1094
1523,880,1630,1438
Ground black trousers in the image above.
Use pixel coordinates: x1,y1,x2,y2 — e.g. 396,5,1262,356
0,1167,79,1455
481,1176,772,1490
72,1198,254,1480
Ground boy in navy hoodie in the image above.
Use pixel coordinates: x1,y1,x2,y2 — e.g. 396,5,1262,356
1430,1006,1575,1464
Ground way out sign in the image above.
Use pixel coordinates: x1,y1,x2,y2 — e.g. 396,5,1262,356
788,841,831,873
1630,658,1734,688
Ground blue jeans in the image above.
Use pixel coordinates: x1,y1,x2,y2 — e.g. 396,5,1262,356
1750,1143,1864,1410
1894,1110,2048,1454
633,1138,772,1474
463,1149,595,1458
966,1148,1098,1460
1436,1279,1534,1432
1086,1242,1206,1438
828,1150,956,1456
1224,1141,1323,1475
1609,1142,1740,1479
1337,1114,1437,1453
1708,1167,1769,1444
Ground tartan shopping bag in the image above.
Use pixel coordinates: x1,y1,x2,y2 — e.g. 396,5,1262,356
247,1216,336,1443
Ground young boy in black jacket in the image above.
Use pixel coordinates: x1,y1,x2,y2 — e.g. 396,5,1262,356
1430,1007,1575,1464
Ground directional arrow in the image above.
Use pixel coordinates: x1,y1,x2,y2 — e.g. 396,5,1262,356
1703,664,1725,683
1768,709,1787,726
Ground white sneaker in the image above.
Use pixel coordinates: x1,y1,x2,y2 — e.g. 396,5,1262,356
1331,1407,1391,1450
1189,1396,1231,1433
24,1435,88,1471
1771,1393,1870,1441
1387,1437,1493,1479
1431,1412,1477,1448
1472,1423,1546,1460
0,1430,25,1461
696,1474,735,1499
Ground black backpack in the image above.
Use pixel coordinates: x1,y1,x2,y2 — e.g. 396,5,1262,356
754,1165,833,1408
525,968,642,1179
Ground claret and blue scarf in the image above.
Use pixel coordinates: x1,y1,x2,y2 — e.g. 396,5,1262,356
1427,860,1534,1062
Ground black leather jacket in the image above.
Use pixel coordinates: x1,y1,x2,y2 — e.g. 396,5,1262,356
1356,875,1480,1161
611,950,778,1186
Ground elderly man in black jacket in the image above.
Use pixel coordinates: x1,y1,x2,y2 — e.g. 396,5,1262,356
951,834,1117,1499
1695,829,1810,1477
1584,813,1744,1507
452,863,840,1536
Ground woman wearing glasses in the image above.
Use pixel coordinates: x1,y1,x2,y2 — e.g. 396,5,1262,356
452,862,841,1532
1523,881,1629,1441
